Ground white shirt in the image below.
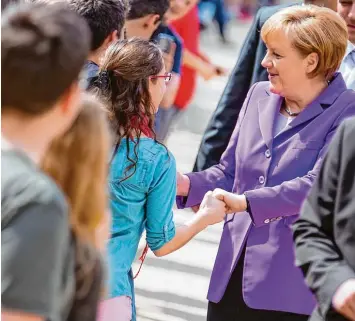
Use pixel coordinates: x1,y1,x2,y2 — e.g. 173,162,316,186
339,41,355,90
273,113,293,137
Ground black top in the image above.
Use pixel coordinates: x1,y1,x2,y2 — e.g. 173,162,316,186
293,118,355,321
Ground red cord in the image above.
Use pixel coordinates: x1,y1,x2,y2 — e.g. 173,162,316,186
133,244,149,279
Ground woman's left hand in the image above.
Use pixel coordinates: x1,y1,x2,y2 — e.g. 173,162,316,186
212,189,247,214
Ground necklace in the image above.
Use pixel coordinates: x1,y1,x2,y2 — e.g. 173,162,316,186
284,105,300,117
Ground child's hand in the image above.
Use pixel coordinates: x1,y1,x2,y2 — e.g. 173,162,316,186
212,188,247,214
198,191,226,226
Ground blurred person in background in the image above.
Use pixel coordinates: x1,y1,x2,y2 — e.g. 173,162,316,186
26,0,128,89
156,2,228,143
124,0,169,40
123,0,179,139
41,94,111,321
155,0,227,142
154,0,195,142
67,0,128,89
198,0,230,42
1,3,90,321
258,0,276,6
338,0,355,89
293,117,355,321
152,0,188,140
177,5,355,321
94,38,227,321
237,0,256,21
152,2,183,105
340,0,355,44
193,0,341,172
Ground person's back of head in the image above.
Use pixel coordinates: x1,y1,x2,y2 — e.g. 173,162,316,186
1,2,90,159
2,2,90,115
125,0,169,39
68,0,128,53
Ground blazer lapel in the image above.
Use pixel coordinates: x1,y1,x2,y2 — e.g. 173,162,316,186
285,73,347,130
287,101,324,129
258,92,282,148
258,73,347,146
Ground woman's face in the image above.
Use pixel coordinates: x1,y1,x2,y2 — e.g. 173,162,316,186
149,66,167,113
261,30,317,97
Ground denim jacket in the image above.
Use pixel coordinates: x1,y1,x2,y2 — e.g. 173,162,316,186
107,138,176,319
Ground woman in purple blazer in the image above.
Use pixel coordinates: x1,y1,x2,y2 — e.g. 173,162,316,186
177,5,355,321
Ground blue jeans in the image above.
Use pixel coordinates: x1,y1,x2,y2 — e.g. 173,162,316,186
199,0,228,39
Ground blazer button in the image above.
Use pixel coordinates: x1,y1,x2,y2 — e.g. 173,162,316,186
265,149,271,158
259,176,265,184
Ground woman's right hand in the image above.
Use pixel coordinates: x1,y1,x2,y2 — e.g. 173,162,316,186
198,191,226,226
177,172,190,196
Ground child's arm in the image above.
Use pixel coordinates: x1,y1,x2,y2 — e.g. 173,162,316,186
145,155,226,257
153,192,226,257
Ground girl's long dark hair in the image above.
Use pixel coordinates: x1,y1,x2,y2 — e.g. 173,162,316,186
94,38,165,182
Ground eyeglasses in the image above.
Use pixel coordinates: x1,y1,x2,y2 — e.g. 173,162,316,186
150,72,172,83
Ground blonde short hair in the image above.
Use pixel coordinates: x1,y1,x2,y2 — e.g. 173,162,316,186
261,5,348,80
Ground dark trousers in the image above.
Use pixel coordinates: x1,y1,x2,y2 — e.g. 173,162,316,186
207,249,309,321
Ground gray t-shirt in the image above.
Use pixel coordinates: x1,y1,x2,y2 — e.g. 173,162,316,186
1,143,75,321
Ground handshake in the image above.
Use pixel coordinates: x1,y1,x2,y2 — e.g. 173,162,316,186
192,188,248,226
177,172,247,226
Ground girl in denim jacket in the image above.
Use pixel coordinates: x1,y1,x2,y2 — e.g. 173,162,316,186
95,38,226,321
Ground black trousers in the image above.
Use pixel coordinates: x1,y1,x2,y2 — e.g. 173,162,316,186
207,249,309,321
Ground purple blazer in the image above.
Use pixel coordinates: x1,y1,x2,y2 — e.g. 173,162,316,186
177,73,355,315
